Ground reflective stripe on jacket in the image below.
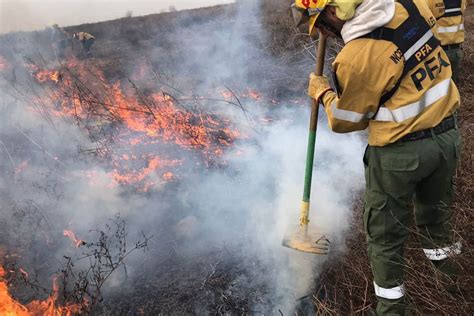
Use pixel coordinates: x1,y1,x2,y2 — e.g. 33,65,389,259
321,0,460,146
428,0,466,45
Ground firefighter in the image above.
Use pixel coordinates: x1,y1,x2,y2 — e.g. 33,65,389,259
427,0,467,83
73,32,96,57
292,0,461,314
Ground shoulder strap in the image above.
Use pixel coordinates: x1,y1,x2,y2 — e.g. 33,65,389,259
357,0,441,109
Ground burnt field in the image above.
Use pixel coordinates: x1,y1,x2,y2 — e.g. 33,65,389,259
0,1,472,314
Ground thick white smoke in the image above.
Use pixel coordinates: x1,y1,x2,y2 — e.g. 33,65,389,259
156,1,365,309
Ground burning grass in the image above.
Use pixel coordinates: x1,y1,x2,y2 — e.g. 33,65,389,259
0,4,279,312
3,55,251,192
0,267,83,316
1,256,85,315
1,215,151,314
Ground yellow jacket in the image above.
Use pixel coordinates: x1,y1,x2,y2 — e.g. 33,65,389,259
77,32,95,41
426,0,466,45
321,0,460,146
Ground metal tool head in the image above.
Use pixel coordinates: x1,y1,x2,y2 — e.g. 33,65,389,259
282,225,330,255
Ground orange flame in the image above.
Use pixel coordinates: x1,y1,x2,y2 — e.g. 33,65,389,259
1,266,84,315
162,172,174,181
0,266,29,315
242,89,261,101
110,157,182,185
221,90,234,100
0,56,8,72
63,230,85,248
24,58,245,190
34,70,60,83
26,63,61,84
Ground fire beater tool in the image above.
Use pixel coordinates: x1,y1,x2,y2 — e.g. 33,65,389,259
282,32,330,255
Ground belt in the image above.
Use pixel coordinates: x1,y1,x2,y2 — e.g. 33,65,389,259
442,43,462,51
398,115,456,143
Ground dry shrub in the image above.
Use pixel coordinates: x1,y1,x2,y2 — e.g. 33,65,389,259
259,0,310,54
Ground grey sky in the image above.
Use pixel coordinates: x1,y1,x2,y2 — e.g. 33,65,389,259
0,0,234,34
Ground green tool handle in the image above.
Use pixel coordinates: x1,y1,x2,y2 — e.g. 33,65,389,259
300,33,327,225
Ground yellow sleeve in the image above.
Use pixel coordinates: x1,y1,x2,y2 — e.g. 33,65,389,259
320,41,399,133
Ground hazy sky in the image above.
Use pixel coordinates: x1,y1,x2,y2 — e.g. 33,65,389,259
0,0,234,34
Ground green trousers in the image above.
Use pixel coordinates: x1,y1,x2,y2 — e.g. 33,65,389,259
363,128,462,315
443,46,463,84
